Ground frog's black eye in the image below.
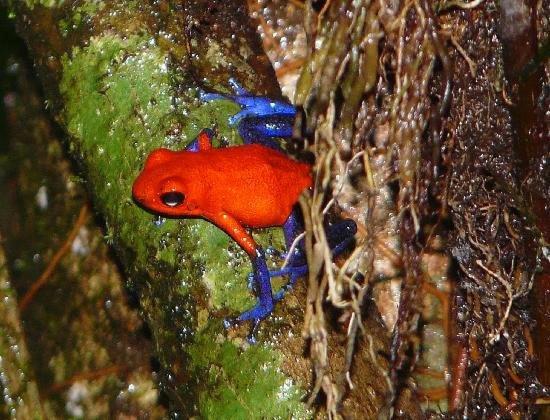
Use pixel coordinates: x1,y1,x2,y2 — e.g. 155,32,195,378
161,191,185,207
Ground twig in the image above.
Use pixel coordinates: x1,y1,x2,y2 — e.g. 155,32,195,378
418,386,448,401
275,58,306,78
449,341,468,410
19,204,90,312
475,259,515,344
47,364,128,395
449,34,477,77
489,372,509,407
280,232,306,269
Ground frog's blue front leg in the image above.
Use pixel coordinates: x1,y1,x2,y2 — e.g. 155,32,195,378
224,247,274,343
272,214,358,302
201,78,296,121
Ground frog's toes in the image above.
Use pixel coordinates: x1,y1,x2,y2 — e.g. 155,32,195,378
246,319,262,344
199,90,227,103
228,77,249,96
223,301,275,343
199,78,248,104
237,301,274,323
228,109,255,126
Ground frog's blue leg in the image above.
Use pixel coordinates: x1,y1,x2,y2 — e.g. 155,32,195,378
201,78,296,121
272,216,357,302
272,209,305,302
224,247,274,343
228,97,295,130
200,78,296,147
325,220,358,256
237,116,295,149
203,81,358,340
226,215,357,342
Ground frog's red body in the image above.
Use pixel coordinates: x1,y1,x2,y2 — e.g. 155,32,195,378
133,85,355,341
132,139,312,255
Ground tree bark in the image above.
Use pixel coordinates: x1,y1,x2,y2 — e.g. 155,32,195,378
10,0,312,417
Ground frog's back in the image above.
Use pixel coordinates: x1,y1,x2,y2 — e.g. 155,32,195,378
204,144,312,227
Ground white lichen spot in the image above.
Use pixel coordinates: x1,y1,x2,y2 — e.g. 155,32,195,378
206,42,223,69
65,382,89,418
239,44,252,59
35,185,48,210
71,226,90,256
276,378,294,402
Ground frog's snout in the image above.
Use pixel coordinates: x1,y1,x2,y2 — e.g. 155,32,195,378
131,176,147,204
132,191,146,204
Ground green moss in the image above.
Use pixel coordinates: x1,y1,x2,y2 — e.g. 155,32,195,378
25,0,64,9
58,34,208,333
59,33,243,275
189,321,310,420
59,1,105,36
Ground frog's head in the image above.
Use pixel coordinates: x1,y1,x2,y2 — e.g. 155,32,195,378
132,148,204,218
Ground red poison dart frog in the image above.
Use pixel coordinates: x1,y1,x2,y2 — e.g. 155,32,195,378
133,79,356,342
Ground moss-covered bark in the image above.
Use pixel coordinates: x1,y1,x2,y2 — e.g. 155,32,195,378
10,0,311,417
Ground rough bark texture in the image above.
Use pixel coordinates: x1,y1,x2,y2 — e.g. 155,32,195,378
0,236,44,418
292,0,548,417
0,12,166,417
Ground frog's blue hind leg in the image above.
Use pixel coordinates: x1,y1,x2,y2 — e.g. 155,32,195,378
226,214,357,342
325,220,358,256
202,80,358,341
200,78,296,148
272,215,357,302
236,116,294,149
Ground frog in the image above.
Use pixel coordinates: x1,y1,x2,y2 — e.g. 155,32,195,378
133,79,356,341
